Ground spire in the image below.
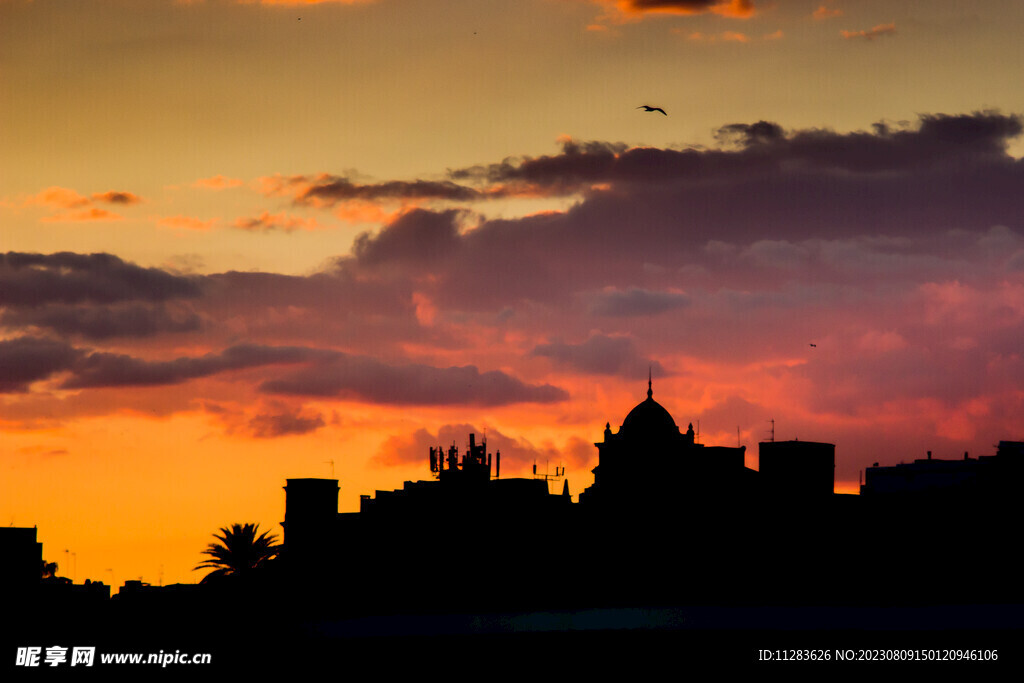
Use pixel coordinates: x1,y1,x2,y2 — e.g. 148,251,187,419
647,366,653,399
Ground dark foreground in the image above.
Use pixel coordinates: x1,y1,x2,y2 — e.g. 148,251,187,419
5,602,1024,676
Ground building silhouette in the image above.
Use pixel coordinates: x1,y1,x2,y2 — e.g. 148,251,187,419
861,440,1024,499
0,527,43,587
759,439,835,500
579,377,755,507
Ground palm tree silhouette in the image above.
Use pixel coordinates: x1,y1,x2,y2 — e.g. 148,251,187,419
195,523,280,584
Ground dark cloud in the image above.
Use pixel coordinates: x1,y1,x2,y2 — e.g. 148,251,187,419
0,337,81,393
204,269,412,317
249,408,325,438
447,112,1021,197
589,288,691,317
613,0,755,17
199,269,427,351
530,335,665,378
232,211,319,232
0,252,201,307
63,344,327,389
291,112,1024,327
714,120,785,147
776,112,1021,172
2,304,201,340
450,139,627,193
305,176,481,202
290,175,481,206
262,355,567,406
91,191,142,205
351,209,464,267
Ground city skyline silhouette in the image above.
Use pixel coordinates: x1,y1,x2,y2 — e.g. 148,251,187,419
6,383,1023,670
4,0,1024,670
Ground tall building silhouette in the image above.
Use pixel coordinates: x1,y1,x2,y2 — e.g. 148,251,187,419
580,376,754,507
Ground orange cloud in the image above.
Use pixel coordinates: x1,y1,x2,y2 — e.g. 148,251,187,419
812,4,842,20
233,211,323,232
256,173,331,200
192,175,245,190
841,23,896,41
332,201,401,225
25,186,141,221
27,187,91,209
40,208,122,223
157,215,218,231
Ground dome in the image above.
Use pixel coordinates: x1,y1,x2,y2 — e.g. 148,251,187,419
620,380,678,436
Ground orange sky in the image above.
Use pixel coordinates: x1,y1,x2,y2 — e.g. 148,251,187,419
4,0,1024,589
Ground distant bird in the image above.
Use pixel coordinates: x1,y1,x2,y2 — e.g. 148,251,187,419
809,343,817,348
638,105,667,116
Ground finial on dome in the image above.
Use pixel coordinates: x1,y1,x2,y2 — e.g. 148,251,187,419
647,366,652,399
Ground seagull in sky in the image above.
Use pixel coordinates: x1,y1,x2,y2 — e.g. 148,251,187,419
638,105,667,116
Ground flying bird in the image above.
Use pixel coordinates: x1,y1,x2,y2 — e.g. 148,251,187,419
809,343,817,348
638,105,667,116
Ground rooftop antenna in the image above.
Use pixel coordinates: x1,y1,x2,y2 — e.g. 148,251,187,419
532,458,565,493
647,366,653,399
324,460,335,477
696,420,700,444
770,418,775,443
737,426,741,448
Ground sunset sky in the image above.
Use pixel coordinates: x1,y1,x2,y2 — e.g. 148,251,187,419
4,0,1024,589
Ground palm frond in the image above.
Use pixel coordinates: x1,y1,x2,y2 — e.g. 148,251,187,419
194,522,281,581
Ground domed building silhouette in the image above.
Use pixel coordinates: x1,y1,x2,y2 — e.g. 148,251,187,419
579,376,754,508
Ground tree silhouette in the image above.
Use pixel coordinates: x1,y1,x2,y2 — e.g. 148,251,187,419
195,523,280,585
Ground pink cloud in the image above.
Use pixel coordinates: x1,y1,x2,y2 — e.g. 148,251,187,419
5,111,1024,485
